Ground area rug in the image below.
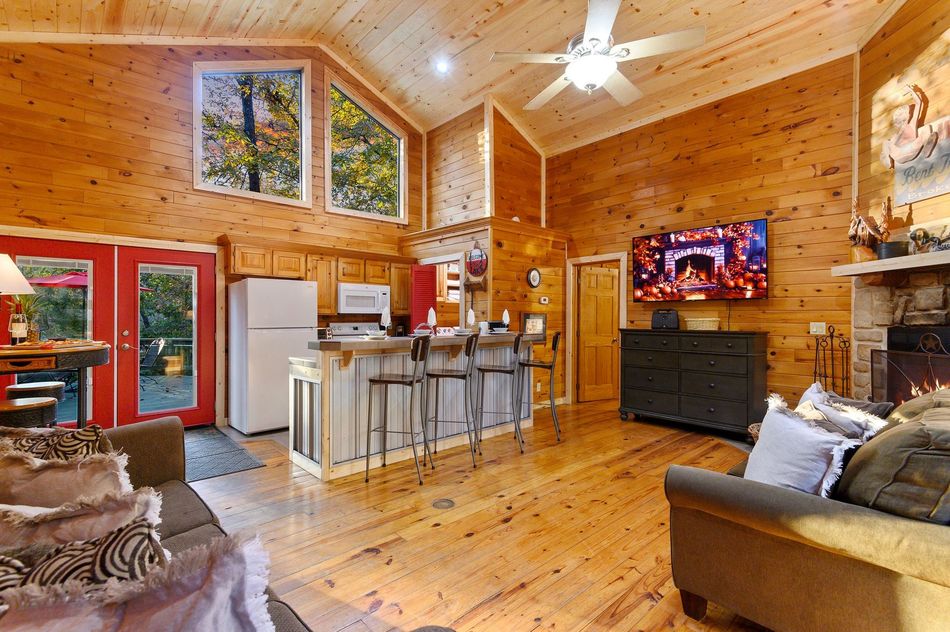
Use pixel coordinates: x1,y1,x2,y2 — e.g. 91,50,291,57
184,426,264,482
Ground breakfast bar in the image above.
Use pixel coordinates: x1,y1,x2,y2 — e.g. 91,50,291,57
290,334,532,481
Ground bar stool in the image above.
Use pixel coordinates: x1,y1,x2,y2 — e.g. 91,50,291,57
425,333,479,468
0,397,58,428
519,332,562,442
475,333,526,453
6,380,66,403
365,335,434,486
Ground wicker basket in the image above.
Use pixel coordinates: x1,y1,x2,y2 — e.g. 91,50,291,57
684,317,721,331
748,423,761,443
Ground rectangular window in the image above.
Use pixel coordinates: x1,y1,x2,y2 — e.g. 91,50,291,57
193,61,311,207
327,74,408,224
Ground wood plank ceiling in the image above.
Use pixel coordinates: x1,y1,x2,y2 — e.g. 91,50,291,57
0,0,900,155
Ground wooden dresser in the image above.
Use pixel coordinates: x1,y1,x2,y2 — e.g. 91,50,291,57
619,329,767,435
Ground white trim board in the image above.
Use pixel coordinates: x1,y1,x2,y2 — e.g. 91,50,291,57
565,252,628,406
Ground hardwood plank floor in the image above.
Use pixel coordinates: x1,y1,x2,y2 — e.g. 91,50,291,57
194,401,764,631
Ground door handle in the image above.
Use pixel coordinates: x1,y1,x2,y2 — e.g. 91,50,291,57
120,343,139,351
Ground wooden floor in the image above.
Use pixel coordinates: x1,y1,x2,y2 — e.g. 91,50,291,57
194,401,763,632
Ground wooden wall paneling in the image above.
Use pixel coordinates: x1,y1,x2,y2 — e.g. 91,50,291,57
547,57,856,403
0,43,422,254
492,104,543,225
856,0,950,232
425,105,486,228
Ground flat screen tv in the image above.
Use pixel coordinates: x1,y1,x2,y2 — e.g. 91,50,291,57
632,219,768,302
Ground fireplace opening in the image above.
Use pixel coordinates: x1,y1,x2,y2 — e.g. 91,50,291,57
871,326,950,406
674,254,715,286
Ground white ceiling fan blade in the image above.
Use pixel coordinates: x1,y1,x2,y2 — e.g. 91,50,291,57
612,27,706,61
491,51,567,64
583,0,622,46
525,74,571,110
602,71,643,106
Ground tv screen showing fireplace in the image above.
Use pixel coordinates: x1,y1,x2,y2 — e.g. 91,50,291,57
632,219,768,302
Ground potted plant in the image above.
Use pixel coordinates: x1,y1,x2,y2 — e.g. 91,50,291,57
6,294,42,343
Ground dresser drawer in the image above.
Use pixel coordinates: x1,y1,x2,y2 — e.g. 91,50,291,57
622,389,678,416
689,353,748,375
680,371,749,399
681,335,748,354
621,332,678,350
622,349,677,369
679,396,749,429
622,366,678,392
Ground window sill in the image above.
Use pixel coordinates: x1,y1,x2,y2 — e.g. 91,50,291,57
326,205,408,225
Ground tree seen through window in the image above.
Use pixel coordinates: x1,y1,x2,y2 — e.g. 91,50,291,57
329,85,401,218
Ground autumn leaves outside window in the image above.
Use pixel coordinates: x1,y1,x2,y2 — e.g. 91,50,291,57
194,61,406,222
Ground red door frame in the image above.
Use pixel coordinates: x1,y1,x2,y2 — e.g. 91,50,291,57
0,237,116,428
116,246,215,427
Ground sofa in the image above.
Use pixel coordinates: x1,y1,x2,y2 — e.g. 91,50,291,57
665,395,950,631
103,416,311,632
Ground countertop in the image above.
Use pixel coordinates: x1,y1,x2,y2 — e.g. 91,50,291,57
308,332,522,352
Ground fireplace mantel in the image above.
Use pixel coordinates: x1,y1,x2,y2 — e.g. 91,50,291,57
831,250,950,277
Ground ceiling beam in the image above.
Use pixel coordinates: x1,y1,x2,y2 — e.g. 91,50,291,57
857,0,910,50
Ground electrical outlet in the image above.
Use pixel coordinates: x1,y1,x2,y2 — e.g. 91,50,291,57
536,381,541,393
809,322,826,335
539,296,549,305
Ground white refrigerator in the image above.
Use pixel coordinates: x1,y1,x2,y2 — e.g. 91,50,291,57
229,278,318,434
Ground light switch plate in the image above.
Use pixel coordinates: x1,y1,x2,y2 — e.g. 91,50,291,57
809,322,826,335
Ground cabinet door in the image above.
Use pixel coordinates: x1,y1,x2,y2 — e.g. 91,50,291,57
337,257,365,283
306,255,337,315
231,245,271,276
390,263,410,315
272,250,306,279
365,260,390,285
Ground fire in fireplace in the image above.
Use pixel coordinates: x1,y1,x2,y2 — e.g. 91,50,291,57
871,327,950,405
663,244,725,288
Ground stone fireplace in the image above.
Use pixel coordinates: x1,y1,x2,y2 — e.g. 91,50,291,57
852,270,950,400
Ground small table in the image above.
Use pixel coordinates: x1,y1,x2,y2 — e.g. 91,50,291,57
0,344,111,429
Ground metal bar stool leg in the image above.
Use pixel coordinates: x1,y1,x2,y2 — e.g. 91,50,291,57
462,373,478,468
433,377,440,454
418,378,435,470
476,371,487,450
364,383,374,483
549,366,561,441
381,384,388,466
511,368,525,453
407,380,424,485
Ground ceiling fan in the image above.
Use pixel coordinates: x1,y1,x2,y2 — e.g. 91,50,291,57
491,0,705,110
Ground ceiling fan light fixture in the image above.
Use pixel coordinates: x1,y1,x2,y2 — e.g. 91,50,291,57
565,54,617,93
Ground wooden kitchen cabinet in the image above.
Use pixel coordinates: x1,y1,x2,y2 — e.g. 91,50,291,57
338,257,365,283
365,260,390,285
231,245,271,276
272,250,306,279
390,263,410,315
306,254,337,315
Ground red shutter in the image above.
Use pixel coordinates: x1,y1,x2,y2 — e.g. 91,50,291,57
410,264,437,329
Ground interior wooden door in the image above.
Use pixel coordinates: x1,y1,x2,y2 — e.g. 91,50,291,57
576,263,620,402
116,247,215,426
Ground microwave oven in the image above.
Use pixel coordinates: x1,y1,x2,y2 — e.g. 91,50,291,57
337,283,391,314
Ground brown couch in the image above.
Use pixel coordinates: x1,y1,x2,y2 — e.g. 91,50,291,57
104,416,311,632
665,403,950,631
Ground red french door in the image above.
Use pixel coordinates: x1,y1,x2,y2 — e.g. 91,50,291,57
0,237,116,428
116,247,215,427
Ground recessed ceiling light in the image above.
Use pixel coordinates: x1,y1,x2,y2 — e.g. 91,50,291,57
435,60,449,74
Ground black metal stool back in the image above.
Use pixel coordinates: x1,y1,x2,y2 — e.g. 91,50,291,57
519,331,563,442
410,334,432,377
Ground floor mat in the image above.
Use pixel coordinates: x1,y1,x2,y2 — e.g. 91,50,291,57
184,426,264,482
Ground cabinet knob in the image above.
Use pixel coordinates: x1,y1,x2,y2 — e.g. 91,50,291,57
726,342,734,348
708,360,716,366
707,407,716,413
708,383,716,389
633,338,640,344
661,340,668,346
692,341,699,347
647,398,654,404
647,376,654,382
647,356,654,362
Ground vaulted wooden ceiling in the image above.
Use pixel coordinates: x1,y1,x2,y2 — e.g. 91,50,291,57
0,0,902,154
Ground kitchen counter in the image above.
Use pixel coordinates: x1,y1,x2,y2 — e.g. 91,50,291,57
291,332,532,481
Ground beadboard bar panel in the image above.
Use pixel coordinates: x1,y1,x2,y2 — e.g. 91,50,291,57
546,57,856,402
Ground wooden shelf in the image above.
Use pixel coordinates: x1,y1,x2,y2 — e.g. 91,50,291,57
830,250,950,277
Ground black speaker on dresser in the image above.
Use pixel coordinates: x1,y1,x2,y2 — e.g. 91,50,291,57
618,329,767,435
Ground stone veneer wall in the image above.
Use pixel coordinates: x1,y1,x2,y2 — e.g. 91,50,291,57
852,270,950,399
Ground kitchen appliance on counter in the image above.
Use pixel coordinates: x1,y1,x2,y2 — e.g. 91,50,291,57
337,283,390,314
229,278,318,434
327,322,388,338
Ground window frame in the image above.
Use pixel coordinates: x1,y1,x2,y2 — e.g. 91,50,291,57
324,69,409,225
192,59,312,209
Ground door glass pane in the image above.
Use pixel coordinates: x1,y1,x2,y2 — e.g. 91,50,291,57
14,257,94,425
138,264,197,414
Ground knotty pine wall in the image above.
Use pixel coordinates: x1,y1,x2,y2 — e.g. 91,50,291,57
426,105,486,228
857,0,950,229
0,44,423,254
492,108,542,225
547,57,855,402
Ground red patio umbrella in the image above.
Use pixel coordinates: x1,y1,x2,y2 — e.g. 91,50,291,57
26,271,153,292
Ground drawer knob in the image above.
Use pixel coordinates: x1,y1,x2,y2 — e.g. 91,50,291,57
708,383,716,389
708,360,717,366
647,356,654,362
707,407,716,413
692,341,699,347
647,376,654,382
647,398,654,404
726,343,734,349
661,340,668,346
633,339,640,344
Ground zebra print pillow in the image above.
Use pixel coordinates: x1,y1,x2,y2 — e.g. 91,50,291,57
0,517,164,595
0,425,103,460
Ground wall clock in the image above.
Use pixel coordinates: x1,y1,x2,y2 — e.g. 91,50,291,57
527,267,542,288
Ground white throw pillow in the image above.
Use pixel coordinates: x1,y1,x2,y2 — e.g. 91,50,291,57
0,452,132,508
745,397,861,496
0,534,274,632
0,488,161,549
813,401,887,441
798,381,836,407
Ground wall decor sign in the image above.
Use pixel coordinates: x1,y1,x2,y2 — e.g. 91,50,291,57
880,84,950,206
465,245,488,278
